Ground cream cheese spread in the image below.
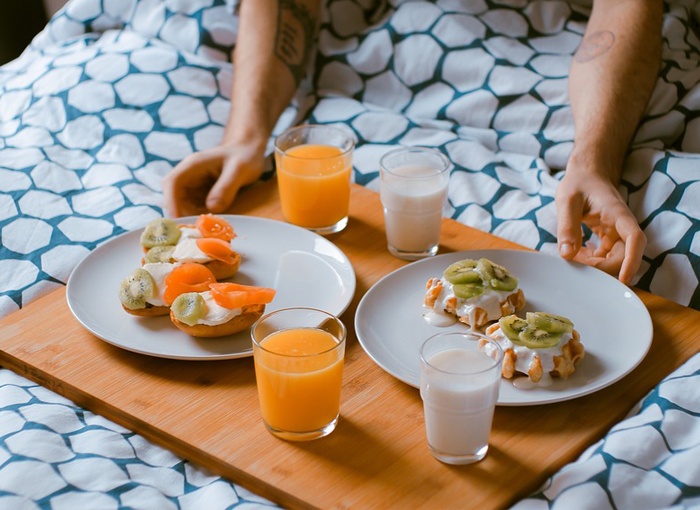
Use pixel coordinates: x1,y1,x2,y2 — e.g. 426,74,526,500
197,291,243,326
171,237,212,263
142,262,179,306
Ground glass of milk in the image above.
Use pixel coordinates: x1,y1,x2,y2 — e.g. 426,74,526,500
379,146,450,260
419,331,503,465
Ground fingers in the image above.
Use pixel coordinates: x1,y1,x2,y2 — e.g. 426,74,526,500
206,172,241,213
563,200,645,285
616,215,646,285
162,152,219,217
162,163,186,218
555,190,584,260
555,168,646,286
161,176,177,217
207,157,264,213
575,241,624,278
588,206,645,285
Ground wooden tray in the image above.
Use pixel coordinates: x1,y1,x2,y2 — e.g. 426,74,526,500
1,181,698,509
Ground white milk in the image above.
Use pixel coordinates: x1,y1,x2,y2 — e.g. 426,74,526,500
420,349,500,459
380,165,448,255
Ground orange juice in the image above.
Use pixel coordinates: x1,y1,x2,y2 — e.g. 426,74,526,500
275,143,352,231
254,327,344,434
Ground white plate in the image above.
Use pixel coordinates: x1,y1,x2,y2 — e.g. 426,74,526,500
355,249,653,406
67,216,356,360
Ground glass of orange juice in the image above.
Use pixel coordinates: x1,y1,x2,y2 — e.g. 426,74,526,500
274,124,355,235
251,307,347,441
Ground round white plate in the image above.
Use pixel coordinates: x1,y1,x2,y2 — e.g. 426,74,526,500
355,249,653,406
67,215,356,360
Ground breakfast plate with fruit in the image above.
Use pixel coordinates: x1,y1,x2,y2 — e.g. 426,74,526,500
66,215,356,360
355,249,653,406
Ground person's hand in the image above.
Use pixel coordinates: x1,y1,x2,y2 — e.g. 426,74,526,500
555,168,646,286
162,143,266,218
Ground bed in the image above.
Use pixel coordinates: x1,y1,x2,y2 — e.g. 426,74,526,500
1,0,699,507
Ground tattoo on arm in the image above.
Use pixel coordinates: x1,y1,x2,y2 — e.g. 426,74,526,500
575,30,615,63
275,0,315,86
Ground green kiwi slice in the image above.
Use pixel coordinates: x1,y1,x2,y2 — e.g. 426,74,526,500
498,315,528,343
518,326,562,349
144,245,175,263
119,268,156,310
140,218,181,248
443,259,480,284
489,273,518,292
526,312,573,334
475,258,495,282
476,258,518,291
453,282,485,299
171,292,208,326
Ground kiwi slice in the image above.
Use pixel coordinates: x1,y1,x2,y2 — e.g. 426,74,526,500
498,315,528,343
476,258,518,291
518,326,562,349
144,245,175,263
474,258,495,281
140,218,181,248
119,268,156,310
443,259,480,285
526,312,573,334
453,282,485,299
171,292,208,326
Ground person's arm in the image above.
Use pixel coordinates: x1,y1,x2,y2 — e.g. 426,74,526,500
163,0,320,217
556,0,662,284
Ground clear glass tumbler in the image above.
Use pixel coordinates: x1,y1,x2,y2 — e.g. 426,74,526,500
419,331,503,464
251,307,347,441
379,146,450,260
275,125,355,235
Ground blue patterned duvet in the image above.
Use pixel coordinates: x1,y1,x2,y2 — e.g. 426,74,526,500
0,0,699,507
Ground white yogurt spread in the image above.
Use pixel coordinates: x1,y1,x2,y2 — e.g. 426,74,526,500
423,278,516,328
197,291,242,326
142,262,179,307
488,326,571,380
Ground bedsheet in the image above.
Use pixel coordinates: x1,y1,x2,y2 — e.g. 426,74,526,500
0,0,699,507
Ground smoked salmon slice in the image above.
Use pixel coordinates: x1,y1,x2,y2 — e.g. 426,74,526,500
163,263,217,305
196,237,237,265
209,282,276,309
196,214,235,241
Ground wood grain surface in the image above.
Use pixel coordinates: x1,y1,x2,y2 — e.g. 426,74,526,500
0,180,698,509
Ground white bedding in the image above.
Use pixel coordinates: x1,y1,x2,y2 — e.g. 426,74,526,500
1,0,699,507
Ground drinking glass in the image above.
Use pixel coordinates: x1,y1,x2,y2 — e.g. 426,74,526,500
379,146,450,260
274,124,355,235
419,331,503,464
251,307,346,441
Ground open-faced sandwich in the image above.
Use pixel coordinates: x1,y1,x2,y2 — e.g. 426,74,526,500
140,214,240,280
423,257,526,329
484,312,585,383
170,282,276,337
119,262,217,317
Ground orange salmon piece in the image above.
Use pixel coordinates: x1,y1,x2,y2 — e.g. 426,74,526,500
196,237,237,265
209,282,276,309
163,263,217,305
196,214,235,241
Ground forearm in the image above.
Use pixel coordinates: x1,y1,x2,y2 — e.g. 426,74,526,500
223,0,320,150
568,0,662,181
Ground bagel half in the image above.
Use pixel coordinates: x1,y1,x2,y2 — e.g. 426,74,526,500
169,303,266,338
121,303,170,317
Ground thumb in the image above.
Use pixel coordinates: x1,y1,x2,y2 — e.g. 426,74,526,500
206,175,240,214
556,193,584,260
